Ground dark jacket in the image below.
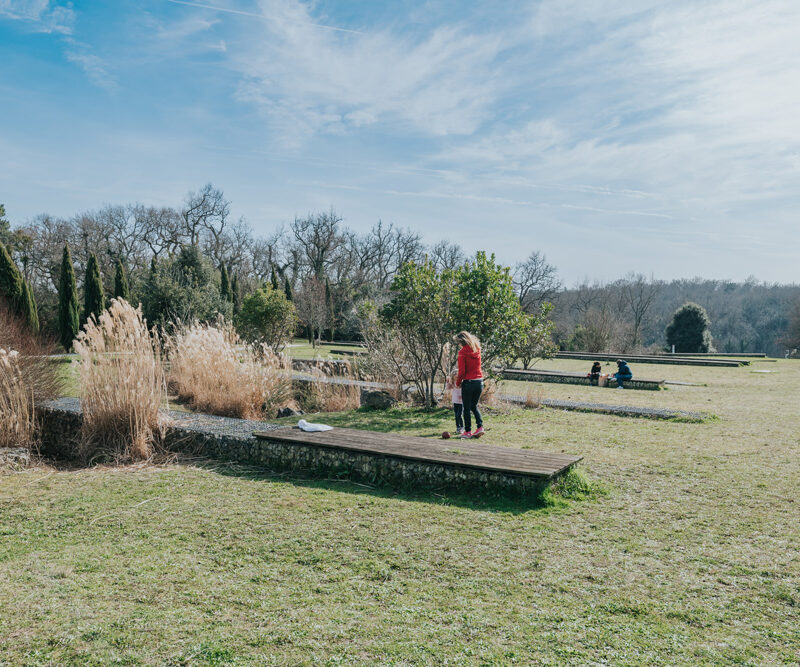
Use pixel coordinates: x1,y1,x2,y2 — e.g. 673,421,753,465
616,361,632,378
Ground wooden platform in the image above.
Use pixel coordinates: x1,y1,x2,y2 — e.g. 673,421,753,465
253,426,581,482
500,367,665,391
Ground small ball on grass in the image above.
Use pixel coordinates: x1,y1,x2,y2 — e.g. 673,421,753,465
441,431,451,439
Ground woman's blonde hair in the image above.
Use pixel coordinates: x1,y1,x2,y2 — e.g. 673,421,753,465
455,331,481,352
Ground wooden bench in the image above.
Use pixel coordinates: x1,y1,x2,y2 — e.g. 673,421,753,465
499,367,665,391
253,426,581,494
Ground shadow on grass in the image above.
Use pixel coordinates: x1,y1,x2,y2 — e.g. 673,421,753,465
190,457,602,515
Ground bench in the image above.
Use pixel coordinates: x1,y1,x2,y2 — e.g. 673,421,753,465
253,426,581,494
499,367,665,391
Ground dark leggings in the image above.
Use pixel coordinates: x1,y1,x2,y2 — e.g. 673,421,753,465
453,403,464,430
461,379,483,432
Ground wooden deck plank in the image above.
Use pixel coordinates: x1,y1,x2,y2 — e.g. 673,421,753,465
253,427,581,478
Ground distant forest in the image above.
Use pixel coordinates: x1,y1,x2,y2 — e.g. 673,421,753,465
551,278,800,357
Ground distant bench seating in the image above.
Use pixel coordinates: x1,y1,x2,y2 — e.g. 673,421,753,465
253,426,582,495
499,367,665,391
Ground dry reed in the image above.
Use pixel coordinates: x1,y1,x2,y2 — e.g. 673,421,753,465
524,385,544,409
0,348,34,448
303,366,362,413
166,320,291,419
74,298,165,462
0,300,62,451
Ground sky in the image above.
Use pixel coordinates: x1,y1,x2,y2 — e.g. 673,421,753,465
1,0,799,285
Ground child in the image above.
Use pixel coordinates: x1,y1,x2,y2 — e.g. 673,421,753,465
589,361,602,386
446,375,464,435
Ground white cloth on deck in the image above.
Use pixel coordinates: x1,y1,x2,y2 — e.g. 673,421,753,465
297,419,334,432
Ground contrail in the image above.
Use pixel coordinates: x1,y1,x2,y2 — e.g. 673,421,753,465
165,0,363,34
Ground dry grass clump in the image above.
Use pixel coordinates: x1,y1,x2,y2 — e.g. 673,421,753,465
0,348,34,448
524,385,544,409
303,367,362,413
0,300,62,451
74,298,165,462
166,320,291,419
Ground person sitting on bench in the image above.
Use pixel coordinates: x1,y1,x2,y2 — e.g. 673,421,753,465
589,361,602,386
614,359,633,388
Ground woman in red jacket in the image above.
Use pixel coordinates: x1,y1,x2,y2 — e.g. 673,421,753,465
454,331,484,438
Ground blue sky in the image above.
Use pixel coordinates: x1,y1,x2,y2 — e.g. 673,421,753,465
1,0,799,284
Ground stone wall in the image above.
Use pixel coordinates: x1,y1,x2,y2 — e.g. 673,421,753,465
36,399,552,496
500,369,664,390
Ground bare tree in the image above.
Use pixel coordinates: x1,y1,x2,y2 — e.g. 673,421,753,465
613,273,661,349
291,210,344,279
181,183,230,247
429,240,465,272
295,276,329,347
140,206,185,259
513,251,561,313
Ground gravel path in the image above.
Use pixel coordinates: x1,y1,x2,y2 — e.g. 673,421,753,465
499,393,707,421
42,397,284,442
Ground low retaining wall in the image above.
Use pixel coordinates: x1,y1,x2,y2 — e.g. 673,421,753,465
499,368,664,391
555,352,743,367
35,399,561,495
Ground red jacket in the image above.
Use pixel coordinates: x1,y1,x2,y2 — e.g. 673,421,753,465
456,345,483,387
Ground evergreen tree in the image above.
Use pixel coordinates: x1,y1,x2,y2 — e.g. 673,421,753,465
113,258,130,301
21,279,39,333
284,275,293,302
57,244,80,351
231,273,241,315
220,263,231,302
83,252,105,325
270,266,280,291
0,240,25,317
666,302,713,353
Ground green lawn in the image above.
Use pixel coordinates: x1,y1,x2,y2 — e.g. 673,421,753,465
2,361,799,664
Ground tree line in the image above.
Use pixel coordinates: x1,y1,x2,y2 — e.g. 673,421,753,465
2,191,799,356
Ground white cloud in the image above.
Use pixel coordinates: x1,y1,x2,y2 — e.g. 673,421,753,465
64,48,118,91
0,0,74,33
428,0,800,236
232,0,511,142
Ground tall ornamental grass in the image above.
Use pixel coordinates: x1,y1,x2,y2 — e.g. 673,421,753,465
74,298,165,462
303,366,361,413
0,300,62,451
0,349,34,448
166,320,291,420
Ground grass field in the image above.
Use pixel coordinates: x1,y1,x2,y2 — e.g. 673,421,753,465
2,360,799,664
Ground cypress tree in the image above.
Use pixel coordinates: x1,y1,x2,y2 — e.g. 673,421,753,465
284,275,293,302
270,266,279,291
0,240,24,316
220,264,231,302
21,280,39,333
58,244,79,351
83,252,105,325
114,258,130,301
231,273,240,315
